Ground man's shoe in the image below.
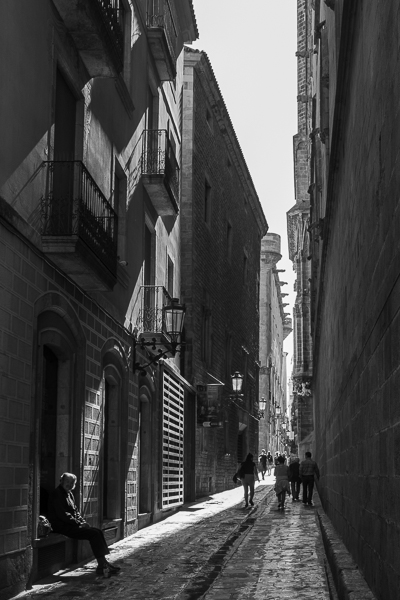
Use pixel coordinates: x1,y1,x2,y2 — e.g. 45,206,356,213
244,503,248,508
96,567,110,578
250,500,254,506
308,502,313,506
105,561,121,573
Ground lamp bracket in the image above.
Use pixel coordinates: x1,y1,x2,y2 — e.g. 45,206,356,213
132,337,185,375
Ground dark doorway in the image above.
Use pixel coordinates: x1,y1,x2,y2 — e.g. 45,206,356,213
40,346,58,516
102,374,121,520
139,399,152,514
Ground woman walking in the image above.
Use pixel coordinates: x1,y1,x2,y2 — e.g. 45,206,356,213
266,451,273,475
274,455,290,510
238,453,259,508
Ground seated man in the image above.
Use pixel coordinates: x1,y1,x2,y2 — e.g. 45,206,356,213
48,472,121,576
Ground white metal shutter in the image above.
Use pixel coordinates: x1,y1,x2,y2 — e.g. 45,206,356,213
162,371,184,507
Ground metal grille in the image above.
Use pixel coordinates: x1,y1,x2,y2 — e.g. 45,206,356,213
162,372,184,507
141,129,180,205
146,0,177,62
41,160,118,276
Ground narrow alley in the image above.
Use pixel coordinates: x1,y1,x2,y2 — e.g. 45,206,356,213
13,478,374,600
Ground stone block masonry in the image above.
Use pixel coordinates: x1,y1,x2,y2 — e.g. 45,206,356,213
0,219,138,595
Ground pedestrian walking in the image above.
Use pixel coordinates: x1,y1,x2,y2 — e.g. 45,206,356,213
258,449,267,480
274,451,279,466
266,451,273,475
299,451,320,505
48,473,121,576
237,453,259,508
274,455,290,510
288,455,301,501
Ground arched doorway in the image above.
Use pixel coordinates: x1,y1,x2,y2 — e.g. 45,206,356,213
30,294,85,582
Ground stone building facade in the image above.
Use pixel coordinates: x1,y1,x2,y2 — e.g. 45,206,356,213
0,1,197,596
258,234,292,457
305,0,400,597
181,48,268,497
287,0,314,458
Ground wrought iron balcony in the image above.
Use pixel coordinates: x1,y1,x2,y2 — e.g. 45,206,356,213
141,129,180,216
146,0,178,80
41,161,118,291
52,0,124,77
133,285,175,356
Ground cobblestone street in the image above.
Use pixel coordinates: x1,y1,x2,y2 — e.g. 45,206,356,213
12,477,343,600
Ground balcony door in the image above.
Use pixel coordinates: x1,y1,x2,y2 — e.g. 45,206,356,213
52,69,76,233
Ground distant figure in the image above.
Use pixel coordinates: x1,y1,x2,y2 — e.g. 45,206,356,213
274,455,290,510
266,451,274,475
274,451,279,466
299,452,320,506
288,456,301,501
48,473,121,576
258,449,267,480
237,453,259,508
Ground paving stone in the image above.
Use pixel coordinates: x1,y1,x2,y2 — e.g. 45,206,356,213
10,477,376,600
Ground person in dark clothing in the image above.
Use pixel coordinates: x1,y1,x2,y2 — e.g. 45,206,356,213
288,456,301,501
237,453,259,508
274,455,290,510
266,451,273,475
258,449,267,480
48,473,121,576
299,452,320,505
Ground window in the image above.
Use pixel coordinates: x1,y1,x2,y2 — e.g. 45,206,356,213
167,255,174,297
144,221,155,286
114,159,127,257
206,108,213,132
201,294,213,366
225,331,232,380
204,179,212,225
243,251,248,284
242,346,249,395
227,221,233,262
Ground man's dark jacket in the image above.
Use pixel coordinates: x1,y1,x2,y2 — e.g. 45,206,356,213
48,485,86,534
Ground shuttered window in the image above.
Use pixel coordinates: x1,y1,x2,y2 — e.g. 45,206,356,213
162,372,184,507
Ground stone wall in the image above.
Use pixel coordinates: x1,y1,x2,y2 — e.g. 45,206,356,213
311,1,400,597
182,49,267,496
0,214,138,596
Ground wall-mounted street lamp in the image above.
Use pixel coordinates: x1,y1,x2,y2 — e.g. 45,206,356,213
231,371,244,397
132,298,185,375
257,396,267,420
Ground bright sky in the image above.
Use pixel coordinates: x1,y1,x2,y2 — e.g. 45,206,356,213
190,0,298,369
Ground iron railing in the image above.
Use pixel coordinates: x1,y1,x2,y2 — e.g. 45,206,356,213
146,0,177,64
134,285,173,336
41,161,118,275
90,0,124,73
141,129,180,204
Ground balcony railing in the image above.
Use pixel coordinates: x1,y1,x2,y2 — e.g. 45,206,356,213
141,129,179,213
41,161,118,277
146,0,178,79
90,0,124,73
52,0,124,77
134,285,173,337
